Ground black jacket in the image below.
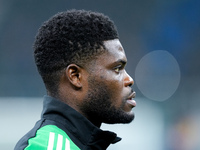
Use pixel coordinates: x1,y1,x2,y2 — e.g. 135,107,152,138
14,96,121,150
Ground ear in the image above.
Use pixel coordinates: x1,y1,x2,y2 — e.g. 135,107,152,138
66,64,83,89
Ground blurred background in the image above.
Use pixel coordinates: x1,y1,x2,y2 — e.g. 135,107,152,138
0,0,200,149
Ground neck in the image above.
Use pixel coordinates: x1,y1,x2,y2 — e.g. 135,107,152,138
90,118,102,128
80,112,102,128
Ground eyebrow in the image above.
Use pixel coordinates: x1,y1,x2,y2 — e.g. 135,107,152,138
116,59,127,66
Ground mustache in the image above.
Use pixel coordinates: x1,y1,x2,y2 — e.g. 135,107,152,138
127,89,136,100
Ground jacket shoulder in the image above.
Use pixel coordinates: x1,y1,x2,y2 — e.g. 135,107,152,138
24,125,80,150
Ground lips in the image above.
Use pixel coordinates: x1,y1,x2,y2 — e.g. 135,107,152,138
126,91,136,107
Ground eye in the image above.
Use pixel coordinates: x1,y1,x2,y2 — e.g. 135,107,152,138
114,65,123,73
114,67,120,73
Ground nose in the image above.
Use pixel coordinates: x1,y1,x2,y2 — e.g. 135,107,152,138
124,70,134,87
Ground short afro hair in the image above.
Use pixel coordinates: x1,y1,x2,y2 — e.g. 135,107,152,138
34,9,119,94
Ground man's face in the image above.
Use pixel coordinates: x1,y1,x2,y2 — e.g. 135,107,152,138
80,39,136,125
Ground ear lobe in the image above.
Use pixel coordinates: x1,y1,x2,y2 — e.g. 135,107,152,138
66,64,82,89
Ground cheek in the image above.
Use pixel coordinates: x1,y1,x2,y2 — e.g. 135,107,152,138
101,75,123,90
106,78,125,105
99,71,125,99
109,74,124,91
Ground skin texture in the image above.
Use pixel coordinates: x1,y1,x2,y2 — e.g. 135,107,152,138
58,39,135,127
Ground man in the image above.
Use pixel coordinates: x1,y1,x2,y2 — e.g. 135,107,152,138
15,9,136,150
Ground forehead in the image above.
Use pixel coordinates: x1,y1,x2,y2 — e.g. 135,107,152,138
103,39,127,61
104,39,124,52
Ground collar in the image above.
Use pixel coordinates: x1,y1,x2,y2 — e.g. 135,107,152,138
41,95,121,149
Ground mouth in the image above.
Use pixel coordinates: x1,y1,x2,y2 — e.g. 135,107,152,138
126,91,136,107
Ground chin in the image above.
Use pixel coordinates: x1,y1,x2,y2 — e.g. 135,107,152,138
102,112,135,124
